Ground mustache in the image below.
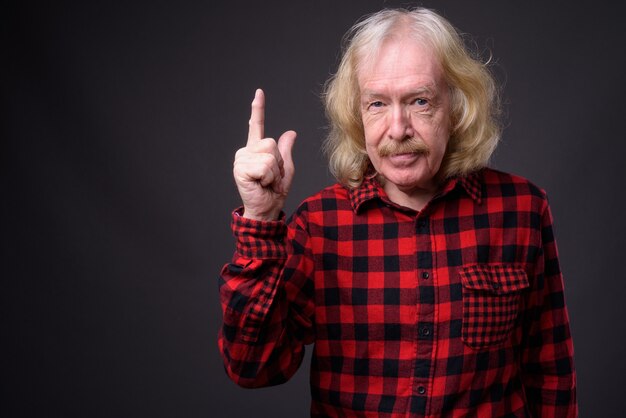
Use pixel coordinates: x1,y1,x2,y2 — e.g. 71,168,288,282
378,138,430,157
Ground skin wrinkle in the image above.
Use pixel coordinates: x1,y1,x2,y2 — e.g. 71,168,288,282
358,35,451,211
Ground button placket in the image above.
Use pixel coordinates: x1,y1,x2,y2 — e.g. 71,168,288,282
413,215,433,414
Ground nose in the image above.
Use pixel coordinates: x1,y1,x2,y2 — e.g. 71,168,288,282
388,105,413,141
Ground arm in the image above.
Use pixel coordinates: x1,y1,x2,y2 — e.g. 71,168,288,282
218,89,314,387
218,210,315,388
521,198,577,417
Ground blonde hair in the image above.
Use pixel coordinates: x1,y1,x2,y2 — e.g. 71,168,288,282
323,8,501,188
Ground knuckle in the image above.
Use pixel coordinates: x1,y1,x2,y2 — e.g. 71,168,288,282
261,156,275,171
253,138,276,153
234,147,246,159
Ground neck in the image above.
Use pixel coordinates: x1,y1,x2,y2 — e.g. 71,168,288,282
382,180,438,212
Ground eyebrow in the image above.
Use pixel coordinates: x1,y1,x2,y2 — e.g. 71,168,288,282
361,85,437,98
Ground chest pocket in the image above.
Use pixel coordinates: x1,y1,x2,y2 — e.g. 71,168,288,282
460,264,529,350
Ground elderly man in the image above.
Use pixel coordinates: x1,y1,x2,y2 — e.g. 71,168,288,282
219,7,576,417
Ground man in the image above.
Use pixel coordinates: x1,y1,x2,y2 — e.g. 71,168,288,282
219,7,577,417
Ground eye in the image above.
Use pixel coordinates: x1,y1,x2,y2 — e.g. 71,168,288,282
414,98,428,106
368,101,384,109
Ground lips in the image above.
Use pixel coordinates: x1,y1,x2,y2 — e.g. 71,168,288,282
387,152,421,164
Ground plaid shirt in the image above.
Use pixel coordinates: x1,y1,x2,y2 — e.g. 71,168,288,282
219,168,577,417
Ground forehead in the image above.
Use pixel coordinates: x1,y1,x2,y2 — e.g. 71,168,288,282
357,37,445,93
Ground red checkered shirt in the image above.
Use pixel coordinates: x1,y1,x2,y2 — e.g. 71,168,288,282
218,168,577,417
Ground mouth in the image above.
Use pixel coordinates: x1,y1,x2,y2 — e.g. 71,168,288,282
387,152,421,164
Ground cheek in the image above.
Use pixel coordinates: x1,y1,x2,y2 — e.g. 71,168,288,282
363,126,382,155
362,121,377,143
364,142,380,167
428,138,450,171
424,114,450,150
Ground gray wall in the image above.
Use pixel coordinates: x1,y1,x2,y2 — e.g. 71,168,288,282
4,1,625,416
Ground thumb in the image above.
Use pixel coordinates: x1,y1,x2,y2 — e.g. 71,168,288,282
277,130,297,176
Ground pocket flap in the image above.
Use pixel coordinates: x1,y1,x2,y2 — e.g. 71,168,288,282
460,264,529,294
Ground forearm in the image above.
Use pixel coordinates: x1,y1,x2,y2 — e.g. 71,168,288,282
219,259,306,387
217,209,314,388
521,282,576,416
521,201,577,416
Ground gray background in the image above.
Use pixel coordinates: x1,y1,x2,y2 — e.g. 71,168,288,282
4,0,625,417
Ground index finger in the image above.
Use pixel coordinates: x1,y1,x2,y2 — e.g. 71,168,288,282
247,88,265,144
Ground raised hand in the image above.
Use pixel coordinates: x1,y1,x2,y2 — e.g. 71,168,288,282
233,89,297,221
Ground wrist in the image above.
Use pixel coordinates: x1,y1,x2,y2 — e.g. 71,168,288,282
241,207,281,222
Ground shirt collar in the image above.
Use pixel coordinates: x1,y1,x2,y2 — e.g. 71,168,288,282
442,169,483,205
348,169,484,213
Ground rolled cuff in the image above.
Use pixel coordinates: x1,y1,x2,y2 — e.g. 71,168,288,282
231,207,287,259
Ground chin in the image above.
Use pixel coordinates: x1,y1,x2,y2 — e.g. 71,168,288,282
384,175,423,189
385,169,437,190
385,168,421,183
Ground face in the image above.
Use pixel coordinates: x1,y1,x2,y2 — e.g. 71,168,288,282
358,36,451,204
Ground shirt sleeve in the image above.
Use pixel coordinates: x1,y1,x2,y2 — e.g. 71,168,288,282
218,207,315,388
520,198,577,417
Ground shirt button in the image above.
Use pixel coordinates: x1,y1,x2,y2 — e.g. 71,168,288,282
420,326,431,337
421,271,430,279
417,386,426,395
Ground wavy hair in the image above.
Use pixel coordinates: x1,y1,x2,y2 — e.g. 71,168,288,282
323,8,501,188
